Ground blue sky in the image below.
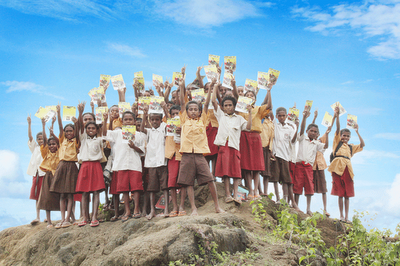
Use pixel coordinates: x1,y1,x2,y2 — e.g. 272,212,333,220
0,0,399,232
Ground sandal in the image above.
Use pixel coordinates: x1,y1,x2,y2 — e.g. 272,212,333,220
225,196,234,203
46,224,53,229
110,216,119,222
169,211,179,217
90,220,100,227
233,197,242,205
132,213,141,219
78,221,88,227
324,211,331,218
254,194,262,200
61,221,72,228
55,222,63,229
178,211,186,216
121,215,131,222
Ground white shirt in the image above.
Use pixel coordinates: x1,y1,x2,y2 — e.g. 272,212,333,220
213,106,248,150
27,140,45,176
106,129,146,172
79,131,104,162
272,120,295,162
144,122,168,168
296,133,325,165
287,120,298,163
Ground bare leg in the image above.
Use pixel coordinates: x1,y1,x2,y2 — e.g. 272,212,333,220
123,192,131,217
322,193,329,215
273,182,280,201
186,186,197,216
282,184,289,203
113,194,120,218
81,192,88,222
338,197,344,220
46,210,51,225
171,189,178,213
244,170,254,197
146,192,156,220
92,192,100,221
133,191,140,215
295,194,300,206
344,197,350,221
163,190,169,216
233,179,240,199
59,193,66,224
223,177,231,198
288,185,300,211
263,177,269,196
179,188,186,212
306,195,312,215
141,191,149,217
253,171,260,196
208,181,225,213
211,156,217,178
66,194,74,223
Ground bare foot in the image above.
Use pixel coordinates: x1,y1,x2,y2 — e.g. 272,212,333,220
190,209,198,216
140,212,147,217
215,207,226,213
30,218,39,225
146,210,156,220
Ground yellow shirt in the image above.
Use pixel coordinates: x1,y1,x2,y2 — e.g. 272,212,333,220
313,134,328,170
165,136,182,161
179,110,210,154
239,105,270,133
112,118,123,130
40,145,60,174
260,118,274,149
58,133,79,162
328,132,363,179
207,109,219,127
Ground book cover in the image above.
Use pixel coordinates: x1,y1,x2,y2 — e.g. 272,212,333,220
149,96,164,114
208,54,220,66
204,65,219,83
95,107,108,125
35,106,55,122
118,102,131,118
122,125,136,142
257,71,269,90
244,79,258,94
224,56,236,72
138,97,150,115
191,88,206,103
235,96,253,113
111,74,126,91
267,68,280,85
321,112,333,127
237,186,249,201
99,74,111,90
155,194,172,210
172,72,183,86
166,117,180,136
222,72,234,90
305,100,313,112
330,102,347,117
346,114,357,129
152,74,163,88
34,107,47,120
288,107,300,122
134,71,145,94
88,87,106,104
62,106,76,122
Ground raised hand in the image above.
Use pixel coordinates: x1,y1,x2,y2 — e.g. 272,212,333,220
27,114,31,124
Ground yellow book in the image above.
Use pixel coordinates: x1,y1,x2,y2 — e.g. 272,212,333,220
208,54,220,66
152,74,163,88
118,102,131,118
222,72,234,90
191,88,205,103
244,79,258,94
95,107,108,125
166,117,181,136
346,114,357,129
224,56,236,72
321,112,333,127
44,105,57,121
138,97,150,115
204,65,219,83
288,108,299,122
111,74,126,91
99,74,111,90
122,125,136,142
267,68,280,85
62,106,76,122
35,107,48,120
235,96,253,113
134,71,145,94
88,87,105,104
305,100,313,112
172,72,183,86
149,96,164,114
330,101,347,117
257,71,269,90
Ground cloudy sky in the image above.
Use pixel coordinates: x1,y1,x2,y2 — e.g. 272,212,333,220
0,0,399,232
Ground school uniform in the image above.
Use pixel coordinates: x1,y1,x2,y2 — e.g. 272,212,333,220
37,145,60,211
293,133,325,195
75,131,106,193
214,106,247,178
260,118,274,178
288,122,298,185
177,110,214,186
313,134,328,193
27,140,46,200
165,135,182,189
145,122,168,192
50,133,79,194
329,133,363,198
106,128,146,193
239,105,270,171
205,109,219,157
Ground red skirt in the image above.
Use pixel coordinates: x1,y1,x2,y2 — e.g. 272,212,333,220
110,171,119,195
74,193,82,202
168,156,181,188
205,124,219,157
215,142,241,178
29,174,44,200
76,161,105,193
240,131,265,171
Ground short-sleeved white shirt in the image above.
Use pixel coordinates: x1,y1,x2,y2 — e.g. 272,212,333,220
79,131,104,162
27,140,45,176
213,106,248,151
144,122,167,168
272,120,295,162
296,133,325,165
106,129,145,172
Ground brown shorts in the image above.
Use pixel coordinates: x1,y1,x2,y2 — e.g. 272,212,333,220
313,168,327,194
260,146,272,178
178,153,214,186
147,166,168,192
271,157,292,184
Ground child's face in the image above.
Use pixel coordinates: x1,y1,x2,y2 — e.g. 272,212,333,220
171,91,178,104
223,100,235,115
143,91,151,97
187,103,200,119
167,102,173,110
340,132,351,144
83,114,94,126
135,119,142,130
149,114,162,129
86,124,98,137
64,126,75,140
219,86,227,98
225,90,233,97
122,114,135,126
276,111,287,124
48,139,58,153
307,126,319,140
245,91,256,102
37,135,44,146
171,109,180,118
110,107,119,119
237,87,244,97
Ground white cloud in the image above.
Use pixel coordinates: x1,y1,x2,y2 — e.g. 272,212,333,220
292,2,400,59
352,149,400,165
374,133,400,140
387,174,400,213
106,43,146,58
0,150,30,198
341,80,354,85
0,81,64,100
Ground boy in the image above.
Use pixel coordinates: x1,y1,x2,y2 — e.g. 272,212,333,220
260,111,276,198
293,109,328,215
329,106,365,223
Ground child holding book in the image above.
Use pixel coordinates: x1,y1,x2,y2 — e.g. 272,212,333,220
329,106,364,223
27,115,45,225
260,111,276,198
177,77,225,216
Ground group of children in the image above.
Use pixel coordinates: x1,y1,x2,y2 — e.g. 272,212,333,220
27,65,365,229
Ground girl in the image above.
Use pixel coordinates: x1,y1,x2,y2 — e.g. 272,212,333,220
50,103,79,228
37,117,60,228
75,102,106,227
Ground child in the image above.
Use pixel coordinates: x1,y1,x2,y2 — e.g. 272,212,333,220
177,77,225,216
211,83,252,204
260,111,276,198
293,109,328,215
140,104,169,220
37,117,60,228
27,114,45,225
75,103,106,227
329,106,365,223
50,104,80,229
105,111,146,222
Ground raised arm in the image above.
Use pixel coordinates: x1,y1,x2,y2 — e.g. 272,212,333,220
231,78,239,100
203,82,212,114
312,109,318,124
133,81,139,101
246,105,253,131
179,77,186,111
196,66,204,89
56,103,63,136
103,112,109,136
164,80,173,103
41,118,47,146
291,118,300,143
261,88,272,110
354,124,365,148
211,80,219,111
27,115,33,142
299,109,310,137
90,101,95,114
140,105,149,134
78,101,85,134
118,86,126,103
